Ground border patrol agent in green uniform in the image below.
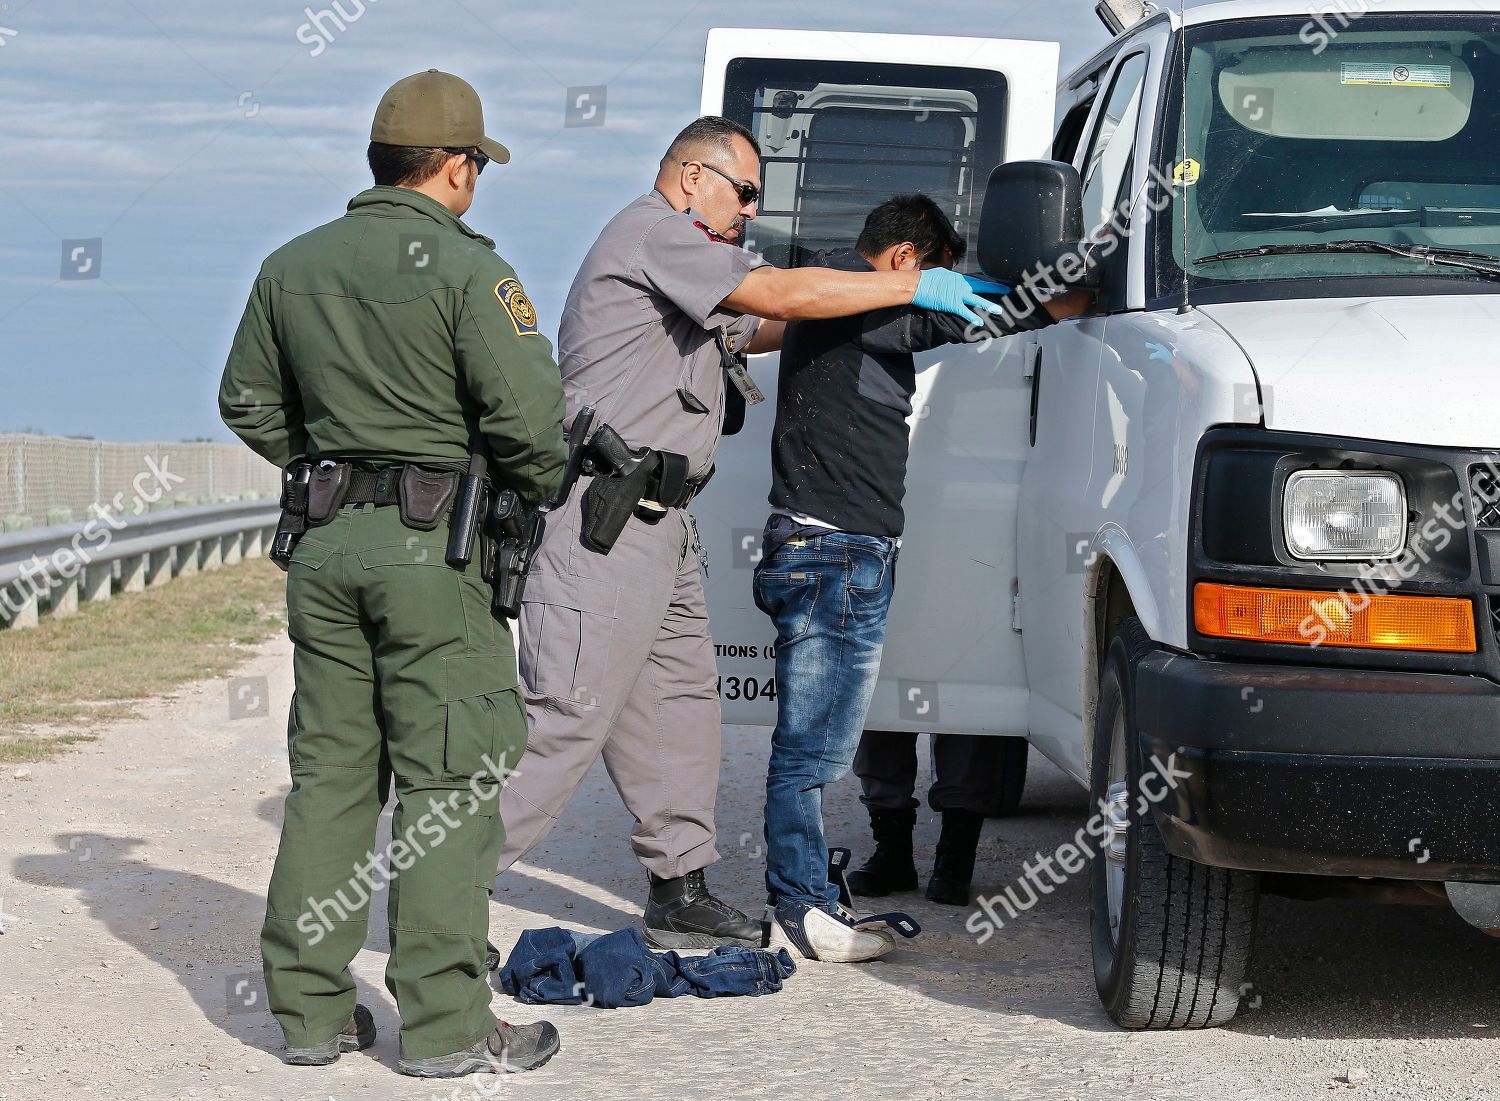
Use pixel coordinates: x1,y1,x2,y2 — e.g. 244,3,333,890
219,70,567,1079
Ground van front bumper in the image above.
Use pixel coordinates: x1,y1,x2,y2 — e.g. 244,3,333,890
1134,651,1500,881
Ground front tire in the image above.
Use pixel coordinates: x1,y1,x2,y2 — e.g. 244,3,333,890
1088,617,1260,1029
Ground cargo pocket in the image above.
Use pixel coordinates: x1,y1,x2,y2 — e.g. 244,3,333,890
521,575,619,710
436,679,522,901
442,653,521,787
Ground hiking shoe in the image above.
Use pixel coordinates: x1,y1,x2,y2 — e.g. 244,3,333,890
398,1021,560,1078
768,899,896,963
283,1003,376,1066
643,869,761,949
846,807,919,897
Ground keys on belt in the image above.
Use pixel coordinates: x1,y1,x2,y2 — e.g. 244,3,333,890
687,513,709,577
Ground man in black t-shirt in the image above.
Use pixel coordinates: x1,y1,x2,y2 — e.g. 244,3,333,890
756,195,1091,962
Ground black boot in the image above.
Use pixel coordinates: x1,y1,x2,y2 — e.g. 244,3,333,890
846,807,918,897
927,809,984,906
643,869,761,950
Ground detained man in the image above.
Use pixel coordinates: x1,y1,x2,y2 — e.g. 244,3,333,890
754,194,1092,962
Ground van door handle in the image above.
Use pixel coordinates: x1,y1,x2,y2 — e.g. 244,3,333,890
1029,349,1044,447
1022,341,1041,381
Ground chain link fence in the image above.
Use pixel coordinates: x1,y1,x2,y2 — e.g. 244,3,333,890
0,434,279,531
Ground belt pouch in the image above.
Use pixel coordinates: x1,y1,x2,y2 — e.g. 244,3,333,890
655,451,691,508
305,463,351,526
398,465,460,531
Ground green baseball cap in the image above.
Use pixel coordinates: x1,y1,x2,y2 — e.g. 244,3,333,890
371,69,511,164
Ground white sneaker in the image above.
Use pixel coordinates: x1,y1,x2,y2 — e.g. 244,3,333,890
769,900,897,963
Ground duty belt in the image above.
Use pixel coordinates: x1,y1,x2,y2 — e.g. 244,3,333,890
344,467,404,506
328,463,468,506
308,460,470,534
270,455,479,569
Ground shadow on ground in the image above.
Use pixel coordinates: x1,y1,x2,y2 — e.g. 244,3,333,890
11,833,403,1065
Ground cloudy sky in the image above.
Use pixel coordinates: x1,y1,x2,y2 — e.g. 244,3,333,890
0,0,1106,442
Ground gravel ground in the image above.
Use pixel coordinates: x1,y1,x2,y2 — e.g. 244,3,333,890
2,634,1498,1100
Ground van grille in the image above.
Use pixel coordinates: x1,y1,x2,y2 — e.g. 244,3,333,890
1470,465,1500,529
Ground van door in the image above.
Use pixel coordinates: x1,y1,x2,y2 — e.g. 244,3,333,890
1019,44,1158,782
696,29,1061,731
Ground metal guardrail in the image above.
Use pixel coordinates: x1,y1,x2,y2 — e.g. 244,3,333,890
0,433,279,530
0,500,280,629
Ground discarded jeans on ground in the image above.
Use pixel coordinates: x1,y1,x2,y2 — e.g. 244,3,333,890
498,926,797,1008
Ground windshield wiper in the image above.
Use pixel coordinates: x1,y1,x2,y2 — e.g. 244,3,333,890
1193,240,1500,280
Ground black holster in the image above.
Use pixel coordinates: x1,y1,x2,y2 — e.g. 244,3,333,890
485,488,544,618
270,457,313,571
578,444,703,555
474,405,600,616
579,459,658,555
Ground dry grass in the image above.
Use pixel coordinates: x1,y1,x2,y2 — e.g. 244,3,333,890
0,558,286,762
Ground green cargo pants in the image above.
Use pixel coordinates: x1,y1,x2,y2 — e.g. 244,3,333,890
260,502,525,1061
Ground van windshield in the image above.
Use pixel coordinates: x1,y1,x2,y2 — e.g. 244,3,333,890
1157,14,1500,296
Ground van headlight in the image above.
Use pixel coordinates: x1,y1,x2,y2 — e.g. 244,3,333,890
1282,470,1407,560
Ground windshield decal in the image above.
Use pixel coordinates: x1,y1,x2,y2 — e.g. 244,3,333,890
1340,62,1452,88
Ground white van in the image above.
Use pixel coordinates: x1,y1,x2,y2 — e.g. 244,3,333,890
696,3,1500,1029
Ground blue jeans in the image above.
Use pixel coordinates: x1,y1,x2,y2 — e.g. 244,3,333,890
753,515,899,911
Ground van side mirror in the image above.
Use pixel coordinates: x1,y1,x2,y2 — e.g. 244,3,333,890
977,160,1096,289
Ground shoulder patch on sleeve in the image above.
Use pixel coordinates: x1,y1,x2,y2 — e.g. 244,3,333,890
691,219,741,246
494,277,540,336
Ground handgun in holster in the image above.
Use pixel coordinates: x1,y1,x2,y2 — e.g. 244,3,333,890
270,457,314,571
487,489,543,618
578,424,662,554
482,405,598,618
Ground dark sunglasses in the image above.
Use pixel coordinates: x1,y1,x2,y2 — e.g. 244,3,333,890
683,160,760,205
445,146,490,175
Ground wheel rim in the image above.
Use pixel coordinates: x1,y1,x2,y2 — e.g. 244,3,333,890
1103,708,1129,947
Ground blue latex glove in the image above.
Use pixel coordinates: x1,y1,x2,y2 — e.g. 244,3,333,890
964,274,1013,296
912,268,1010,326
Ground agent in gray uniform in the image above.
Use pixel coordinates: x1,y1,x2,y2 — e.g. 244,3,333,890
497,115,1007,948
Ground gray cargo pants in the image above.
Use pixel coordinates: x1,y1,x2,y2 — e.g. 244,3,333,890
496,486,722,879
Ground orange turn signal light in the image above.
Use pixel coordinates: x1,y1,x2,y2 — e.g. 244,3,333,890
1194,582,1476,653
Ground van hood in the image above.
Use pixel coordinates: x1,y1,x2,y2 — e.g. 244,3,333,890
1196,296,1500,450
